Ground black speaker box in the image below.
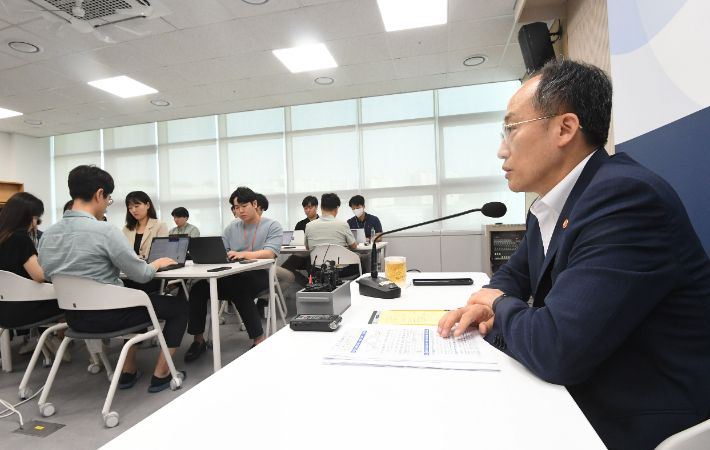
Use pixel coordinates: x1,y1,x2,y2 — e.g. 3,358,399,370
518,22,556,75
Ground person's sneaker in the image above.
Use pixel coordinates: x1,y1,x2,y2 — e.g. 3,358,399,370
18,337,38,355
183,341,207,363
118,369,142,389
45,336,71,362
148,371,186,393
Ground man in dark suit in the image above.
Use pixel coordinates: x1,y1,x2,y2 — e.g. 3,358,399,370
438,60,710,450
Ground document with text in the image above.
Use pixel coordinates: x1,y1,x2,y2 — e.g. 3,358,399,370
323,325,499,371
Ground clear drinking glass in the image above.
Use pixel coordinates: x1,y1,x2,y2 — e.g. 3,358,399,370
385,256,407,288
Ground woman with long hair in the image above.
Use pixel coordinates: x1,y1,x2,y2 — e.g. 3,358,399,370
0,192,70,360
121,191,168,258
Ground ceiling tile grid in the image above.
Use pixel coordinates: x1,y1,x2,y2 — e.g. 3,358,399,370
0,0,526,137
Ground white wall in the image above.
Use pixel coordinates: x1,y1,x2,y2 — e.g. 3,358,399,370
0,131,15,182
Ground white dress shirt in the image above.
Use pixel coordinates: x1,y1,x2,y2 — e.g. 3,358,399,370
530,150,596,255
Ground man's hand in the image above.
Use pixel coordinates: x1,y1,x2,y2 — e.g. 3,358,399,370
466,287,504,309
437,304,495,338
150,257,177,271
227,251,247,260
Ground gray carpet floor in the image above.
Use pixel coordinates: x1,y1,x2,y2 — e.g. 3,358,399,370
0,296,296,450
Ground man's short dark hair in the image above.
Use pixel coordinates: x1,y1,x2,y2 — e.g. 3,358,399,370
255,193,269,211
302,195,318,208
530,59,612,148
229,187,256,206
321,193,341,211
171,207,189,218
63,200,74,213
348,195,365,208
68,165,114,202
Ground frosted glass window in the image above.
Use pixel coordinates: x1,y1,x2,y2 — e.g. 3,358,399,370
163,116,216,143
226,108,284,137
54,130,100,156
161,145,218,200
438,81,519,116
368,195,437,231
53,152,101,220
443,123,503,178
104,149,159,229
226,139,285,195
291,100,356,131
362,125,436,188
163,200,222,236
442,190,525,230
104,123,156,150
292,132,358,192
361,91,433,124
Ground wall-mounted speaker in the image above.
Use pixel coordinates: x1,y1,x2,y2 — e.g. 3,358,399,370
518,22,556,75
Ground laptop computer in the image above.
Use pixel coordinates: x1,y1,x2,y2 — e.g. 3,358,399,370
148,236,190,272
188,236,244,264
351,229,366,244
292,230,305,246
282,231,294,246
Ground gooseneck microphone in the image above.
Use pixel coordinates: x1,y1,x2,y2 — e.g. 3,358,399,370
358,202,507,298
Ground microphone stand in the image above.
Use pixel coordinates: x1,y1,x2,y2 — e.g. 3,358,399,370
360,207,485,299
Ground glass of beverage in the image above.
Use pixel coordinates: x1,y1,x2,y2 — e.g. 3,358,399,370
385,256,407,288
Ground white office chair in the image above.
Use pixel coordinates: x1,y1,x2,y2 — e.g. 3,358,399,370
655,419,710,450
258,272,288,337
0,271,65,398
38,274,183,428
310,244,362,279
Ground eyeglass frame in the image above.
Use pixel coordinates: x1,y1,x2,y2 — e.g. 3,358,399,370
107,196,113,206
500,114,582,143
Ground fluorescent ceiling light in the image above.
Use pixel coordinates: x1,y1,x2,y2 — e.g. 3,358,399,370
377,0,447,32
88,76,158,98
0,107,22,119
273,43,337,73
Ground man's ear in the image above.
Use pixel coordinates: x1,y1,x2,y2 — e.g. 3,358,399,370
95,188,104,203
557,113,581,148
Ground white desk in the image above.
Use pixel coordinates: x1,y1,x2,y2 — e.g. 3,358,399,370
121,260,275,373
101,272,604,450
280,242,388,267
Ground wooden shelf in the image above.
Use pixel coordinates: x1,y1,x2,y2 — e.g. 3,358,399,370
0,181,24,208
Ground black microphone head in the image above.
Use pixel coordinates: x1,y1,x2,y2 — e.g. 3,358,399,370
482,202,507,218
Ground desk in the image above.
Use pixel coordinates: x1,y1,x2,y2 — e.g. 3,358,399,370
121,260,275,373
101,272,604,449
280,242,388,268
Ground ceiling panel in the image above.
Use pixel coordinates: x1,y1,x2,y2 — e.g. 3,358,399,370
394,53,448,78
449,16,516,51
36,53,120,83
386,25,449,59
305,0,385,42
246,73,310,96
50,82,128,105
293,67,353,91
325,33,391,66
496,65,526,82
269,91,318,107
129,31,212,66
0,90,83,113
220,51,290,79
205,79,268,101
216,0,302,19
240,8,325,50
447,45,506,72
82,43,164,73
446,68,499,88
351,79,402,98
399,74,448,93
0,65,76,95
0,26,74,62
449,0,517,23
180,20,265,59
158,85,223,107
311,85,359,103
0,50,27,72
501,43,524,67
174,59,243,85
127,67,195,92
160,0,236,30
19,19,111,53
342,60,398,85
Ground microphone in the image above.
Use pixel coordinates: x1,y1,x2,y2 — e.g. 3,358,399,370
357,202,507,298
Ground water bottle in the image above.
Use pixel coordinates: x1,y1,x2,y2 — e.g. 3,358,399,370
370,227,376,243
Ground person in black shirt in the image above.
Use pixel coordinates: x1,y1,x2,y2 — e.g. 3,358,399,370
255,193,269,216
282,195,320,287
0,192,67,355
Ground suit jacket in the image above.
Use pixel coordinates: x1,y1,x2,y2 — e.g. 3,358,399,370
122,218,168,258
485,149,710,450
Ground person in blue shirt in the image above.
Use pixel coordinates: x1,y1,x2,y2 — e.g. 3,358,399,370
346,195,382,243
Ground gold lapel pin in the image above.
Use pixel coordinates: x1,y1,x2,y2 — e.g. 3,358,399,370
563,219,568,229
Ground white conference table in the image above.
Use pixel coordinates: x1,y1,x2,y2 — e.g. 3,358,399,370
102,272,604,450
121,259,276,373
281,242,388,267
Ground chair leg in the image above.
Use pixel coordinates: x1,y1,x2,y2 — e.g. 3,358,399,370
19,323,68,399
181,280,190,300
101,332,153,420
37,337,73,417
0,328,11,373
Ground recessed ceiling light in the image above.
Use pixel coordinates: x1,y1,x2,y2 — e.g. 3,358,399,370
7,41,42,54
273,43,337,73
314,77,334,85
0,107,22,119
463,55,488,67
88,76,158,98
24,119,43,126
242,0,269,4
377,0,447,32
151,100,171,107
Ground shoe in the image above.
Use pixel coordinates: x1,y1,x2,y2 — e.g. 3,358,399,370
148,371,186,393
19,338,38,355
184,341,207,363
118,369,142,389
45,336,71,362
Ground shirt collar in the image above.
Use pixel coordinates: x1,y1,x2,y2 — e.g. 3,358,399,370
321,215,335,220
64,210,97,220
532,150,596,215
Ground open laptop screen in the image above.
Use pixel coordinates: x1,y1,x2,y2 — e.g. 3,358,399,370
148,236,190,264
282,231,294,246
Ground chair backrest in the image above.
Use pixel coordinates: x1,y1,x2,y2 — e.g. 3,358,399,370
310,244,361,275
0,270,56,302
655,418,710,450
51,274,151,312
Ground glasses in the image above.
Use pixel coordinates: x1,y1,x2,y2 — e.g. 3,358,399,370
500,115,558,143
108,196,114,206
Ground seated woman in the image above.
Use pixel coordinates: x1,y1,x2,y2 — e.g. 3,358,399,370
0,192,70,361
121,191,168,293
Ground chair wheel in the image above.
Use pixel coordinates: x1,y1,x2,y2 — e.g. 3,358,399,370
43,358,52,368
170,377,182,390
239,324,246,331
206,341,213,349
40,403,55,417
107,371,114,382
219,317,226,325
104,411,119,428
19,388,32,400
150,337,159,347
88,363,101,374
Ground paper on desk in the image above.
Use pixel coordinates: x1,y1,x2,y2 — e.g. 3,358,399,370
323,325,499,371
375,310,448,325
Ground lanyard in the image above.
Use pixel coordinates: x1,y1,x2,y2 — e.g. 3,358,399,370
243,216,261,252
